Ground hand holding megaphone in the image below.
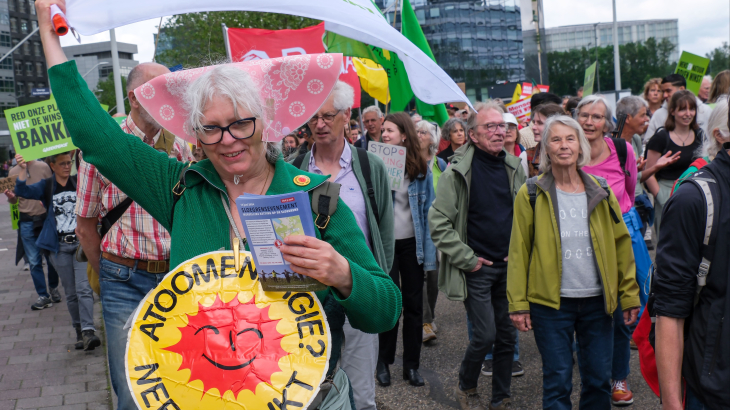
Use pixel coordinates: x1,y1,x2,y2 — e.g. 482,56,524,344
33,0,72,69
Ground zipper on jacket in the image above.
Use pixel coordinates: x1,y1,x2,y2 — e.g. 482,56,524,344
708,316,724,375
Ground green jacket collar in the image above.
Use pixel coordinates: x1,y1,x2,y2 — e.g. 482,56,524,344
449,142,523,181
536,169,609,216
182,155,329,195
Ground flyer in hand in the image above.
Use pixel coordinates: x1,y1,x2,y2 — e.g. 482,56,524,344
236,191,326,292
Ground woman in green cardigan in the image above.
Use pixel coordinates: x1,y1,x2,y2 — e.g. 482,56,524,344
36,1,400,407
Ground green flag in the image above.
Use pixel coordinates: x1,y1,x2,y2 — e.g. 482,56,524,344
400,0,449,125
324,32,412,110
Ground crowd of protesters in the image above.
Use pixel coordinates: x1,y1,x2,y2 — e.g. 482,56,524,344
1,2,728,409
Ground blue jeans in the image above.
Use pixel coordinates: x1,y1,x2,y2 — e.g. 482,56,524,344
99,256,166,410
685,385,709,410
531,296,613,410
19,221,59,298
49,242,95,331
466,314,520,361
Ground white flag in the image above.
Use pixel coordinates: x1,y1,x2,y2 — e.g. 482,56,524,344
64,0,471,108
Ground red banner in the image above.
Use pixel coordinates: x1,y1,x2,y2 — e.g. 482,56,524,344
225,23,361,108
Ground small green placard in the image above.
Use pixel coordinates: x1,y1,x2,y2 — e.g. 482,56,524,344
3,95,76,161
675,51,710,96
10,203,19,230
583,62,597,96
114,116,127,125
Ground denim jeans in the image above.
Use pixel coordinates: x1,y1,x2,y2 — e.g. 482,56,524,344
99,256,166,410
612,300,631,380
459,266,514,404
19,221,59,298
49,242,95,331
466,313,520,361
531,296,613,410
685,385,709,410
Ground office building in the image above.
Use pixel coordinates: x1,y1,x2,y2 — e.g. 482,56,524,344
63,41,139,92
543,19,680,62
374,0,526,103
0,0,49,158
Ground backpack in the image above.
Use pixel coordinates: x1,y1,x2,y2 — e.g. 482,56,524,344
525,175,621,224
611,137,630,176
292,147,380,225
634,169,721,397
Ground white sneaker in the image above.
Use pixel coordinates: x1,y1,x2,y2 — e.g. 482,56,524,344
23,263,29,271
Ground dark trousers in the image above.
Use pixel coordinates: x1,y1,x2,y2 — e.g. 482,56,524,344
379,237,424,370
459,266,514,404
531,296,613,410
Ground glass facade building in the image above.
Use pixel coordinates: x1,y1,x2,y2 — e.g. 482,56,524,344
375,0,525,103
543,19,680,62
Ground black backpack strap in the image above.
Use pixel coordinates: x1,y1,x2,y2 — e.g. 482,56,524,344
43,176,54,208
593,175,621,224
292,153,307,170
526,176,539,211
611,137,629,176
355,147,380,225
171,161,195,224
99,197,133,238
311,181,341,236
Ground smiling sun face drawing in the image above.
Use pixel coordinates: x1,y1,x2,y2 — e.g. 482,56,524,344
125,251,330,409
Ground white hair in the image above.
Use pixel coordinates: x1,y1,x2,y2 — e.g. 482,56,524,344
703,75,713,83
183,65,279,164
331,81,354,111
575,94,615,134
362,105,383,118
416,120,439,155
616,95,648,118
539,115,592,173
702,95,730,161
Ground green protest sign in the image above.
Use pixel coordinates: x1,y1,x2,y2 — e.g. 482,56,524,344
3,95,76,162
675,52,710,96
583,62,597,96
10,203,19,230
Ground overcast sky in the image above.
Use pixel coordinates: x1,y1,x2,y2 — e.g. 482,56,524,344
60,0,730,64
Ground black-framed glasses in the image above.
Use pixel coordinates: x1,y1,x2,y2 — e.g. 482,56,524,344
308,110,342,126
198,117,257,145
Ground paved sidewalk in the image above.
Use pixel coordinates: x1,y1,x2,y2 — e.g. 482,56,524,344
0,196,111,410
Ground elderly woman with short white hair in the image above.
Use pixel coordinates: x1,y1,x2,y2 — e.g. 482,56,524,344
35,1,401,408
507,115,640,410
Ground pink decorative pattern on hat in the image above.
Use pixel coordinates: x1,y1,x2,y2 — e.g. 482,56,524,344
134,54,343,144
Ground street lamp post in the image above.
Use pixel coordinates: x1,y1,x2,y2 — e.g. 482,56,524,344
612,0,622,99
81,62,110,80
594,23,600,93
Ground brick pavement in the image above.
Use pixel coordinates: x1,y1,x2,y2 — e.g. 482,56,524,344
0,195,111,410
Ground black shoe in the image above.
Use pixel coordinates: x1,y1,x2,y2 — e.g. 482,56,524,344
49,287,61,304
82,330,101,351
376,361,391,386
511,361,525,377
403,368,425,386
481,359,493,376
31,296,52,310
74,326,83,350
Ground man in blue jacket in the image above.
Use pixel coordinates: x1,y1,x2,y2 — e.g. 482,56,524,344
12,152,99,351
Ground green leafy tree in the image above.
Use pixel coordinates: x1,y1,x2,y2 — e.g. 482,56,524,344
547,38,675,96
96,74,130,114
706,42,730,77
156,12,320,67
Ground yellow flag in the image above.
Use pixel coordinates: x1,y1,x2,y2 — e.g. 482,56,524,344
353,58,390,104
511,84,522,102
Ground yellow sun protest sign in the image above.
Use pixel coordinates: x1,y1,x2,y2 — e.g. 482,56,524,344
125,251,331,409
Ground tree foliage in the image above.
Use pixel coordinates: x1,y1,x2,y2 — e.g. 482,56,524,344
547,38,676,96
706,42,730,77
96,73,130,114
156,12,320,68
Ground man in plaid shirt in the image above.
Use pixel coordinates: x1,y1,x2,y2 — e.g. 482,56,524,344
75,62,192,410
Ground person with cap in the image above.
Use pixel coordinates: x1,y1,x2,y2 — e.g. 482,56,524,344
35,1,402,408
503,113,528,175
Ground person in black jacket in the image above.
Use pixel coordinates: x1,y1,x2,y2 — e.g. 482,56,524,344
654,138,730,409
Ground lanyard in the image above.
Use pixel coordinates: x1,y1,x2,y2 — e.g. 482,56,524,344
219,192,247,272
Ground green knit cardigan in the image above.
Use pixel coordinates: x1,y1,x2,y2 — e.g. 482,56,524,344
48,61,401,340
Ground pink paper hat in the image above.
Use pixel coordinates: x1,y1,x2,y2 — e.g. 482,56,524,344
134,53,344,144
